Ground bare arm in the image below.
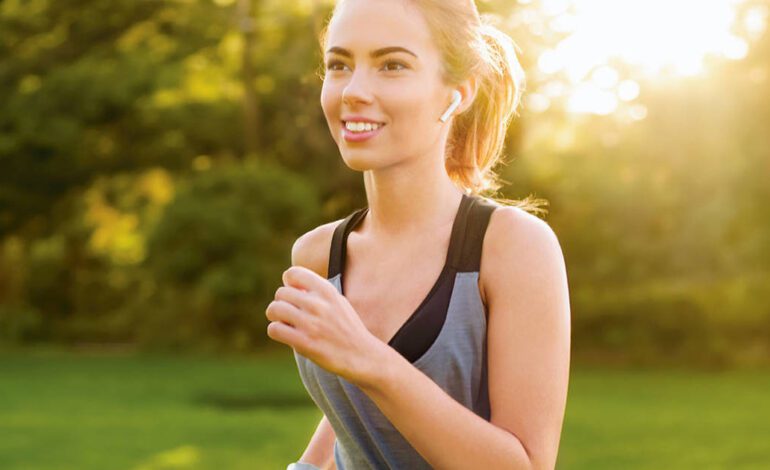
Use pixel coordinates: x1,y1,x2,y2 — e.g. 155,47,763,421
297,415,337,469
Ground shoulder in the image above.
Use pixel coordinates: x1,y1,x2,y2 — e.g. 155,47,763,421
485,204,562,257
480,204,566,307
291,218,346,279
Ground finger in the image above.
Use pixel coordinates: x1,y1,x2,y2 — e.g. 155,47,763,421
274,286,326,316
266,320,308,349
283,266,336,298
265,299,306,327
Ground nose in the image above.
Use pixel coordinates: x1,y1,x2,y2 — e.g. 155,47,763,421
342,67,374,106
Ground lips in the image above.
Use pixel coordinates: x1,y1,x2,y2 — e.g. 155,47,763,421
341,121,385,143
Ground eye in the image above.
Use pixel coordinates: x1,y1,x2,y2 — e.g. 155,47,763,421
325,60,348,71
382,61,407,72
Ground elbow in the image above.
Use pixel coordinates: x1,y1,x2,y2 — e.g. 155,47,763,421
516,442,557,470
500,428,558,470
526,449,559,470
527,458,553,470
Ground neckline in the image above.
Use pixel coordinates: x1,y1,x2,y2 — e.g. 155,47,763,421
338,192,473,346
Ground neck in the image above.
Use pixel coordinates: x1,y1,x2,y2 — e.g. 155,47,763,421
360,151,466,240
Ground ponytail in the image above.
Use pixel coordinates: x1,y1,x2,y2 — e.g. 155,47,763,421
446,21,523,193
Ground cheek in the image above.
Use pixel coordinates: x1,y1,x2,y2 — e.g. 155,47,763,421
320,84,344,144
385,91,439,133
320,84,338,119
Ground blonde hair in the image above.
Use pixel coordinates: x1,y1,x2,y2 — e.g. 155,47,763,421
318,0,548,215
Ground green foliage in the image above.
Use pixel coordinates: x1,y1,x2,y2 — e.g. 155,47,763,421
0,0,232,234
137,159,321,352
0,0,768,365
573,273,770,368
0,302,44,343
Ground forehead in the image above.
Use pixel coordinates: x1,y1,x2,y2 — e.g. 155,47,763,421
326,0,436,57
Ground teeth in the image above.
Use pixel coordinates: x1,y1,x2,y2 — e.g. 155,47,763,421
345,121,383,132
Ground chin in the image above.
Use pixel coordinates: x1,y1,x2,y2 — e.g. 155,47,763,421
340,152,377,172
342,147,401,171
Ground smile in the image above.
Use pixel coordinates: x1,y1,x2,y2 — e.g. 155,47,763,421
341,121,386,143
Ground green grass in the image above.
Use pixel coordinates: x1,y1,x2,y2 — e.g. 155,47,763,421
0,346,768,469
0,346,322,470
559,365,770,469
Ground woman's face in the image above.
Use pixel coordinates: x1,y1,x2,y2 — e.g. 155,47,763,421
320,0,452,172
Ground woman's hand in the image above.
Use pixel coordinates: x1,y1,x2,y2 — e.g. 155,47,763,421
266,266,386,387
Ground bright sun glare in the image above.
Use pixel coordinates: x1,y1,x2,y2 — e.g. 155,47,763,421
521,0,769,116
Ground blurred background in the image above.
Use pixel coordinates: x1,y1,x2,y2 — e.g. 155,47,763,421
1,0,768,468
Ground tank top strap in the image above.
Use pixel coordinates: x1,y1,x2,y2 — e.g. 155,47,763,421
328,206,369,279
449,195,498,273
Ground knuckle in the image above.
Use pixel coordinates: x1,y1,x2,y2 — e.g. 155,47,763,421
308,295,327,314
266,300,285,319
274,286,289,300
268,322,283,340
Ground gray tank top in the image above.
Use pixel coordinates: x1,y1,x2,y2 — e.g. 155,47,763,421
293,192,498,469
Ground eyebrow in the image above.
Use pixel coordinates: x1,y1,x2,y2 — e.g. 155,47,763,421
325,46,419,59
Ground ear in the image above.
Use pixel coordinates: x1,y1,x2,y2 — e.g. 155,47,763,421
456,75,478,114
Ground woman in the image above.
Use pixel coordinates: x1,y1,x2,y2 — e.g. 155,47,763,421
265,0,571,468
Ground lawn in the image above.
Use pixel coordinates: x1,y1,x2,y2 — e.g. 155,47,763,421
0,346,768,469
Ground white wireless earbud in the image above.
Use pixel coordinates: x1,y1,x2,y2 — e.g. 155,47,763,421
439,90,463,123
